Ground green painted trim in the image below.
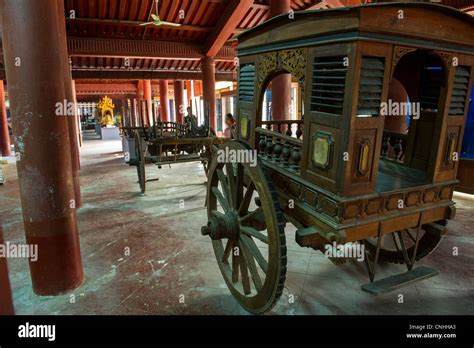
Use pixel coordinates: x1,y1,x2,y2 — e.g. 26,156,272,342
238,31,474,57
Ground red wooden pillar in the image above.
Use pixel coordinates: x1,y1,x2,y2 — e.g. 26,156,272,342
71,81,82,148
0,225,14,314
143,80,153,125
186,81,194,105
201,56,217,130
63,63,81,208
1,0,84,295
136,81,147,126
159,80,170,122
174,81,185,124
0,81,11,157
269,0,291,121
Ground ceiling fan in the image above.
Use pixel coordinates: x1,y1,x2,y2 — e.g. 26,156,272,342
139,0,181,27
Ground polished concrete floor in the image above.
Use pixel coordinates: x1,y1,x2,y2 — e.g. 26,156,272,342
1,136,473,315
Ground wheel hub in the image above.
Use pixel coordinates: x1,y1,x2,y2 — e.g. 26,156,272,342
201,211,240,241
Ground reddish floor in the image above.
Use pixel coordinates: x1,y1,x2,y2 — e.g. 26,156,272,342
1,137,473,315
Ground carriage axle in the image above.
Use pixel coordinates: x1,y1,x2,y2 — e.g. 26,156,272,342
201,211,240,241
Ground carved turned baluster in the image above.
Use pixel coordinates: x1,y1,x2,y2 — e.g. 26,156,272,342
291,145,301,172
273,138,283,163
277,123,282,134
266,135,274,160
381,135,390,158
282,142,291,167
286,122,292,137
296,123,303,139
394,139,403,162
259,134,267,155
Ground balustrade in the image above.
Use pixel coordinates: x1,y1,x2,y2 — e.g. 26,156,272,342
256,127,303,174
261,120,304,140
380,131,407,162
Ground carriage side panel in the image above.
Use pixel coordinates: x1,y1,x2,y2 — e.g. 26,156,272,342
300,43,356,195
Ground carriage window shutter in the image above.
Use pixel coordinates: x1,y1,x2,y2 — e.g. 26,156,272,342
449,66,470,115
356,57,384,117
311,56,347,116
420,66,444,111
238,65,255,102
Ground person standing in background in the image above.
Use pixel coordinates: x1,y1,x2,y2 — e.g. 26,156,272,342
224,113,236,139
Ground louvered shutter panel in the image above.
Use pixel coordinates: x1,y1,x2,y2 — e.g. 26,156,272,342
311,56,347,116
449,66,470,115
357,57,384,117
238,65,255,102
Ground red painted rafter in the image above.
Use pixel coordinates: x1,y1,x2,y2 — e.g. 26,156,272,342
204,0,254,57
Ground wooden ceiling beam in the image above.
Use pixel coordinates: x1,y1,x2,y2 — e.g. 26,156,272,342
65,37,236,61
70,70,237,81
204,0,254,57
66,18,213,33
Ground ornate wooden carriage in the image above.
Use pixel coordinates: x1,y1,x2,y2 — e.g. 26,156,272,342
125,104,222,194
201,3,474,313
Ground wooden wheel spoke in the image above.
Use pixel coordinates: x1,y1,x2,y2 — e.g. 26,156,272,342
238,182,255,215
212,186,231,212
222,240,232,263
237,242,251,295
406,229,417,244
241,225,268,244
216,169,231,204
234,164,244,209
231,245,240,283
240,238,263,292
211,210,224,218
240,206,263,224
225,163,236,206
240,234,268,274
392,233,402,252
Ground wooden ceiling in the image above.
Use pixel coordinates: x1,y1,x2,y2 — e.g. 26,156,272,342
0,0,472,83
64,0,320,42
62,0,323,80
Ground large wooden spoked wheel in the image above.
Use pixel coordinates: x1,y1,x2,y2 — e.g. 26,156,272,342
202,140,287,314
134,130,146,194
364,220,446,264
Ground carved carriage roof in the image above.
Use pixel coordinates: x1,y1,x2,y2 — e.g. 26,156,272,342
238,3,474,55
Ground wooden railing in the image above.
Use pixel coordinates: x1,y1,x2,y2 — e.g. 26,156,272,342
261,120,304,140
120,126,147,138
155,122,188,138
256,127,303,174
381,131,408,162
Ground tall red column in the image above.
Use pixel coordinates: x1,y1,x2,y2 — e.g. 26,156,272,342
270,0,291,121
63,63,81,208
136,80,147,126
142,80,153,125
0,81,11,156
1,0,84,295
159,80,170,122
201,56,216,130
71,81,82,147
174,81,185,124
186,81,194,102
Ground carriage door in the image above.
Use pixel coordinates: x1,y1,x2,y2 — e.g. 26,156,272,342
343,43,392,196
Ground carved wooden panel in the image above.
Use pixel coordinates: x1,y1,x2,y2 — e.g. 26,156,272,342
257,52,278,90
256,48,307,95
280,48,307,94
391,46,417,77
